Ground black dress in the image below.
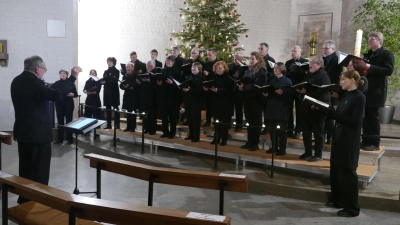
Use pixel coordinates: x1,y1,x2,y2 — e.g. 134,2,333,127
182,73,206,141
102,66,120,128
241,66,267,148
120,72,139,131
325,89,366,216
265,75,293,154
83,77,102,119
157,66,183,137
228,62,245,129
209,73,234,144
52,79,78,142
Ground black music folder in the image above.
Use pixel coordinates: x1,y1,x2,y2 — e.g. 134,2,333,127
202,80,218,88
182,63,192,76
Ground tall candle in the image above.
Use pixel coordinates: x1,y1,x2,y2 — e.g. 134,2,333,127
354,29,363,57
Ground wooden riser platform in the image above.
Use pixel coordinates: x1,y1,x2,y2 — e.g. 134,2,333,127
96,128,378,189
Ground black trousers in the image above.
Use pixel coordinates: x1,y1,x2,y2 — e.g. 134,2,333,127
232,92,243,127
268,120,288,152
55,102,74,141
205,93,213,123
303,111,325,157
330,167,360,215
84,106,101,119
161,104,180,136
106,105,120,128
288,96,305,135
362,107,380,146
262,100,268,128
17,142,52,204
142,107,157,133
187,103,202,140
243,100,263,145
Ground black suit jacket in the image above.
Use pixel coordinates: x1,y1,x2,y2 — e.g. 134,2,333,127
363,47,394,107
11,71,76,143
285,57,309,85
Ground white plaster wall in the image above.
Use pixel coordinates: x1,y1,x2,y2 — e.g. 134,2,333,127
77,0,293,104
0,0,78,131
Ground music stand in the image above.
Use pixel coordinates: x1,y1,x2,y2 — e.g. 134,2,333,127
58,117,106,195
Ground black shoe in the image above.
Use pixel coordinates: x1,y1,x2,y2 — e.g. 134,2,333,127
260,129,268,135
54,140,63,144
266,147,275,154
299,152,312,159
129,130,135,132
67,140,73,145
191,139,200,142
160,133,169,138
202,122,211,127
143,130,149,134
325,201,343,209
326,138,332,144
293,132,302,139
234,127,242,132
248,145,259,151
184,136,192,140
360,141,367,149
123,128,131,132
114,126,120,129
148,132,156,135
275,151,286,156
362,145,380,151
337,209,358,217
168,135,175,139
210,139,220,144
104,125,112,129
308,156,322,162
240,143,251,149
220,140,227,146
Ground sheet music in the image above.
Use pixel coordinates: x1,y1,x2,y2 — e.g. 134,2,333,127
90,75,100,81
338,51,348,64
268,60,275,68
186,212,226,222
171,77,181,86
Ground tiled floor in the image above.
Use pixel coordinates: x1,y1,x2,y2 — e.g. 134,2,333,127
1,128,400,224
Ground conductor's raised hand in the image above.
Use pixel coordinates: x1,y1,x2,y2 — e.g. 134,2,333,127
71,66,83,78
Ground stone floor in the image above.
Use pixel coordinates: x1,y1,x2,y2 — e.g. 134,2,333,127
1,123,400,224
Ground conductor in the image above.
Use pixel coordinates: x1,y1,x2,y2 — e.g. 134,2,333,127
11,55,82,204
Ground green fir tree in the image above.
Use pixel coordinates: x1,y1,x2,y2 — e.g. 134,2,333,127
167,0,249,63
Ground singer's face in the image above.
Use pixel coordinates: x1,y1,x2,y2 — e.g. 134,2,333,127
89,70,97,76
126,65,134,74
165,59,174,68
130,54,137,62
107,60,114,67
322,43,334,57
340,76,354,91
274,66,282,76
59,72,67,80
249,55,258,66
151,52,157,60
191,65,199,75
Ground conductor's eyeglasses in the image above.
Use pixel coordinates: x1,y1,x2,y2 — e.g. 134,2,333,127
38,66,47,72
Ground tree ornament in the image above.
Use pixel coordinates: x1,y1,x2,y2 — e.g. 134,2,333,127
237,20,240,23
187,7,190,10
184,1,186,4
234,10,237,13
180,14,182,17
166,53,168,56
214,22,217,26
190,33,193,37
170,37,172,41
225,25,228,29
219,12,225,19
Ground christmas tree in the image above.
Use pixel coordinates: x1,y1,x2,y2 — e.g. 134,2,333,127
167,0,249,63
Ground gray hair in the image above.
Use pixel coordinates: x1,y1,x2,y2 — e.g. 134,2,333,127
368,32,384,44
323,40,336,49
59,69,69,75
235,51,243,57
147,60,155,68
312,56,324,68
24,55,45,71
293,45,302,52
126,62,134,68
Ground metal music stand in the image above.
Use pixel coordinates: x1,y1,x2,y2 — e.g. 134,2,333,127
58,117,106,195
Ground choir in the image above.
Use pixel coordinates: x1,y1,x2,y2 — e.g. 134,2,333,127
80,33,394,163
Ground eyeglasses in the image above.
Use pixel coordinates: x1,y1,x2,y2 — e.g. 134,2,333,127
322,47,331,50
216,67,224,70
38,66,47,72
191,52,197,54
310,61,319,65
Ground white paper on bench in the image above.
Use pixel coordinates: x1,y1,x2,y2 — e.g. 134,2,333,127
219,173,246,178
186,212,226,222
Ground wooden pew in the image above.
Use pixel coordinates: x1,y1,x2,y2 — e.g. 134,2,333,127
0,171,231,225
0,132,12,170
83,153,248,215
